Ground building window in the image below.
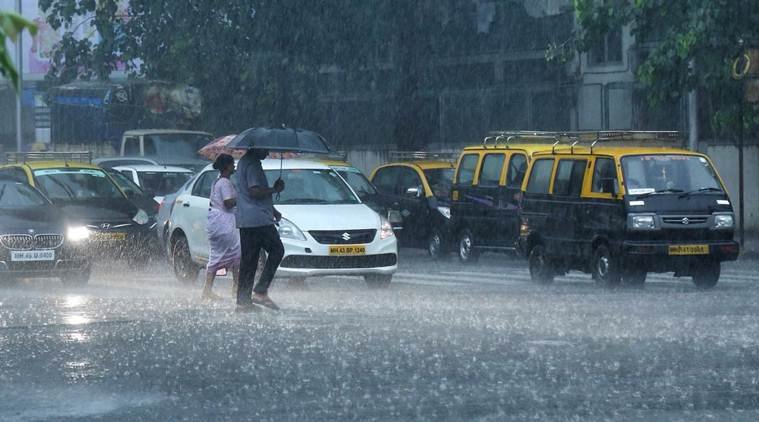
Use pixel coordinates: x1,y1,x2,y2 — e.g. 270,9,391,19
589,28,623,65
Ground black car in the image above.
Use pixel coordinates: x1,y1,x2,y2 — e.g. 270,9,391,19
0,179,90,285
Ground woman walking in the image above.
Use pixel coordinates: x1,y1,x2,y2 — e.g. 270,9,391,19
202,154,241,300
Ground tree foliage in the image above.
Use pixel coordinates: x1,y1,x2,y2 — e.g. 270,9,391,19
0,10,37,90
569,0,759,137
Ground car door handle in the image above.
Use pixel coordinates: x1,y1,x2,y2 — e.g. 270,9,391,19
183,203,190,207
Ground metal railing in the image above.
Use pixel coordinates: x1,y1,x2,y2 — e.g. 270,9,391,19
482,130,684,152
5,151,93,164
387,150,459,162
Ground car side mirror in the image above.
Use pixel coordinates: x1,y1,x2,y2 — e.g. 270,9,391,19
405,186,422,198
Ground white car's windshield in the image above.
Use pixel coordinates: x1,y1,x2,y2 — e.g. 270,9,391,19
335,168,377,197
33,168,125,202
621,155,723,195
265,169,360,205
138,172,193,196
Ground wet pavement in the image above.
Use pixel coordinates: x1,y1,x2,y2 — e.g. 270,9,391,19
3,251,759,421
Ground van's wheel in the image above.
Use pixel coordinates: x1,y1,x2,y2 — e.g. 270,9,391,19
364,274,392,288
528,244,554,285
692,260,720,289
458,229,480,264
427,228,446,259
61,266,91,286
172,235,198,284
592,244,621,287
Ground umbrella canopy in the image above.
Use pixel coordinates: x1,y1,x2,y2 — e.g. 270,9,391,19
227,127,331,154
198,134,245,160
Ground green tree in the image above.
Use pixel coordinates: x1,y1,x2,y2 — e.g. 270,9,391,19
0,10,37,90
565,0,759,137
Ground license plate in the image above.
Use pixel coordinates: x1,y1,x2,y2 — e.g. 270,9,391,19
11,250,55,261
329,245,366,256
668,244,709,255
92,232,126,241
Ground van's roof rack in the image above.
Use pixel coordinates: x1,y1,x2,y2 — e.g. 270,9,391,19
485,131,683,153
5,151,93,164
388,151,459,162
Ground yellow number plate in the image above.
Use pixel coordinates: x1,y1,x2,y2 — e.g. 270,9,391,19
329,245,366,256
92,232,126,241
668,244,709,255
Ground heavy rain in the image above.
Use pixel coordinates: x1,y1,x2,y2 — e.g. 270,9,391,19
1,1,759,421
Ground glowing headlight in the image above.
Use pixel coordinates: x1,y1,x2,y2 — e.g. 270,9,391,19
380,216,394,240
631,215,656,230
437,206,451,219
714,214,734,229
277,218,306,241
67,226,91,242
132,209,149,225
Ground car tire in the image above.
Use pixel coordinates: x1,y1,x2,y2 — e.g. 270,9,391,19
592,244,621,287
458,229,480,264
172,235,199,284
427,229,447,260
364,274,392,288
61,267,91,286
692,260,720,289
528,244,554,285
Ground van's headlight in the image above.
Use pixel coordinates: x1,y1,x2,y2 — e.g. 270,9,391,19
67,226,91,242
437,206,451,219
714,214,734,229
277,218,306,241
380,216,394,240
630,214,656,230
133,209,149,225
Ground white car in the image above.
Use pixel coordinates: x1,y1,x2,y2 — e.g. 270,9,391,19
166,158,398,287
113,164,194,203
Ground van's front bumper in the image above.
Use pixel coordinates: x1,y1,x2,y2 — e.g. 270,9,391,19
621,240,740,262
277,235,398,278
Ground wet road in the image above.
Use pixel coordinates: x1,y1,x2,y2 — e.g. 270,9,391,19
3,251,759,421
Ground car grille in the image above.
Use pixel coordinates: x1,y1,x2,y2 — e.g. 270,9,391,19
0,234,63,250
662,215,709,225
309,229,377,245
280,253,397,269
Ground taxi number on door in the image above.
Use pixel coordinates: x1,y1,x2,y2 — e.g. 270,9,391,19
329,245,366,256
668,244,709,255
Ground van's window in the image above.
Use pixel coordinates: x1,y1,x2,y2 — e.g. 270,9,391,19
192,171,216,199
424,168,454,200
621,155,723,195
372,167,400,195
553,160,587,196
144,137,157,155
0,168,29,183
456,154,479,185
526,159,554,194
478,154,505,187
506,154,527,188
124,137,140,155
592,158,618,194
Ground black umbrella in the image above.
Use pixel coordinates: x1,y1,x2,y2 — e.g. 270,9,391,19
228,126,331,154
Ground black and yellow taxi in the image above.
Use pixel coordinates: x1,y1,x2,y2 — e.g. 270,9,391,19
450,135,555,263
518,132,739,289
370,153,455,258
0,153,157,261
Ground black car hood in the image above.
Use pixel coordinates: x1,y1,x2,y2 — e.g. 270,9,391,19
0,206,66,233
56,198,138,224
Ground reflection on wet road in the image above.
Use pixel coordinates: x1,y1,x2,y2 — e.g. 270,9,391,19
3,251,759,421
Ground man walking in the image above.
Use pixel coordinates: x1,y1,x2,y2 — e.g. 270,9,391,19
235,148,285,311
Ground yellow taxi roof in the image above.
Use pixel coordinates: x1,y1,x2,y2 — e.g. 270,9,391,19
532,145,701,158
1,160,103,171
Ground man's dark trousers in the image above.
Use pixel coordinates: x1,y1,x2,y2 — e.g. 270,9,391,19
237,225,285,305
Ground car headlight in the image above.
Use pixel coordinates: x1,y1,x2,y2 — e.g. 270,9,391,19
67,226,91,242
277,218,306,241
630,214,656,230
380,216,394,240
133,209,149,225
437,206,451,219
714,214,734,229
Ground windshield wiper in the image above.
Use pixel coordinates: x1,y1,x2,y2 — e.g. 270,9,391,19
635,188,684,198
278,198,330,204
678,187,723,198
